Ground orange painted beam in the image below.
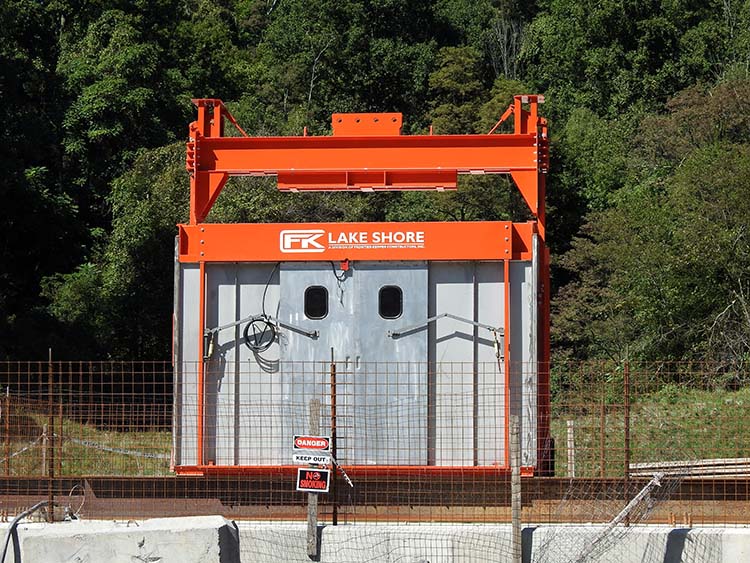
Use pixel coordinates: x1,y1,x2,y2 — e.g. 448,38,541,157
277,169,459,191
194,134,539,172
173,465,536,477
178,221,537,263
189,134,542,222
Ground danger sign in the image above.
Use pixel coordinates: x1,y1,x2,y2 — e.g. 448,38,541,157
293,435,330,451
296,468,331,493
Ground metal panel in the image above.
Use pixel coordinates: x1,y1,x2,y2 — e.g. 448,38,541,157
279,262,355,363
354,261,428,465
528,235,540,466
196,263,282,466
235,264,281,465
429,262,506,467
203,264,236,465
509,260,537,466
429,263,475,466
178,264,201,466
475,263,505,466
278,263,352,459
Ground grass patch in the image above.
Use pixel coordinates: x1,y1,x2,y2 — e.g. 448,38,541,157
4,383,750,478
1,403,170,476
552,387,750,477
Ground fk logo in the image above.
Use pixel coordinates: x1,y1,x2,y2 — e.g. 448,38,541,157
280,229,326,253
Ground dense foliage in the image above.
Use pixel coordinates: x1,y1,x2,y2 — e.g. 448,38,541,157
2,0,749,364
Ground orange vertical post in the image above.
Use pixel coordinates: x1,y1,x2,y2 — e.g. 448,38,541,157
197,261,206,466
503,258,511,469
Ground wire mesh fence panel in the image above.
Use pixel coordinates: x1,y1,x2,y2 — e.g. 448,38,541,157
1,359,750,558
0,361,172,478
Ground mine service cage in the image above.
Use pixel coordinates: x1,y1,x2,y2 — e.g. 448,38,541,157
173,96,551,477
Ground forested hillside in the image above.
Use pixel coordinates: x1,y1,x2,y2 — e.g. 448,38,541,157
2,0,749,363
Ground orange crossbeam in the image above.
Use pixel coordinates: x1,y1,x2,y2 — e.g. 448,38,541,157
194,134,539,172
186,97,548,236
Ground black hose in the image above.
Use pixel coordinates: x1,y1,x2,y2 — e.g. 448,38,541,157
330,261,347,282
261,263,280,317
1,500,49,562
243,318,277,353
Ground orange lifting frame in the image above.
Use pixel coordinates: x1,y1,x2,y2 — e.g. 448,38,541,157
177,95,551,477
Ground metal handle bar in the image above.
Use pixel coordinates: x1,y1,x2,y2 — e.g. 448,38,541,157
205,314,319,339
387,313,503,338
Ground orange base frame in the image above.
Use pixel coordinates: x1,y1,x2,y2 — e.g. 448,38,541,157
174,465,537,478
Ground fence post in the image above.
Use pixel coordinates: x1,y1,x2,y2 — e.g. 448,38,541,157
329,349,338,526
47,349,55,522
510,414,522,563
4,389,9,475
600,393,606,478
307,398,321,558
41,424,47,476
57,402,64,476
566,420,576,478
623,360,631,527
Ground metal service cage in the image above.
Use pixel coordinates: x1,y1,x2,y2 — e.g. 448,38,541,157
174,96,551,477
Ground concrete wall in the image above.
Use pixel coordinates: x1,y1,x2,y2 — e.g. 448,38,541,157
237,522,749,563
5,517,748,562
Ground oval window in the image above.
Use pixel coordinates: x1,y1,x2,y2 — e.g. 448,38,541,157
379,286,402,319
304,286,328,319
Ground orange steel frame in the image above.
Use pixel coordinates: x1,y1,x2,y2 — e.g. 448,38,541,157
176,95,550,477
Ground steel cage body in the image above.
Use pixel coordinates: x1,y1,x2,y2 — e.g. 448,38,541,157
174,96,551,477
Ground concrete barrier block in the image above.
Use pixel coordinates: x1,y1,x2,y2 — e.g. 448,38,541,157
320,525,392,562
13,516,239,563
238,523,311,563
526,525,730,563
450,525,514,562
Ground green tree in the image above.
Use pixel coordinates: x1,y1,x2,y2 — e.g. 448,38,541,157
0,1,83,359
553,79,750,364
44,144,189,358
428,46,484,133
520,0,734,122
9,0,750,363
57,9,181,218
